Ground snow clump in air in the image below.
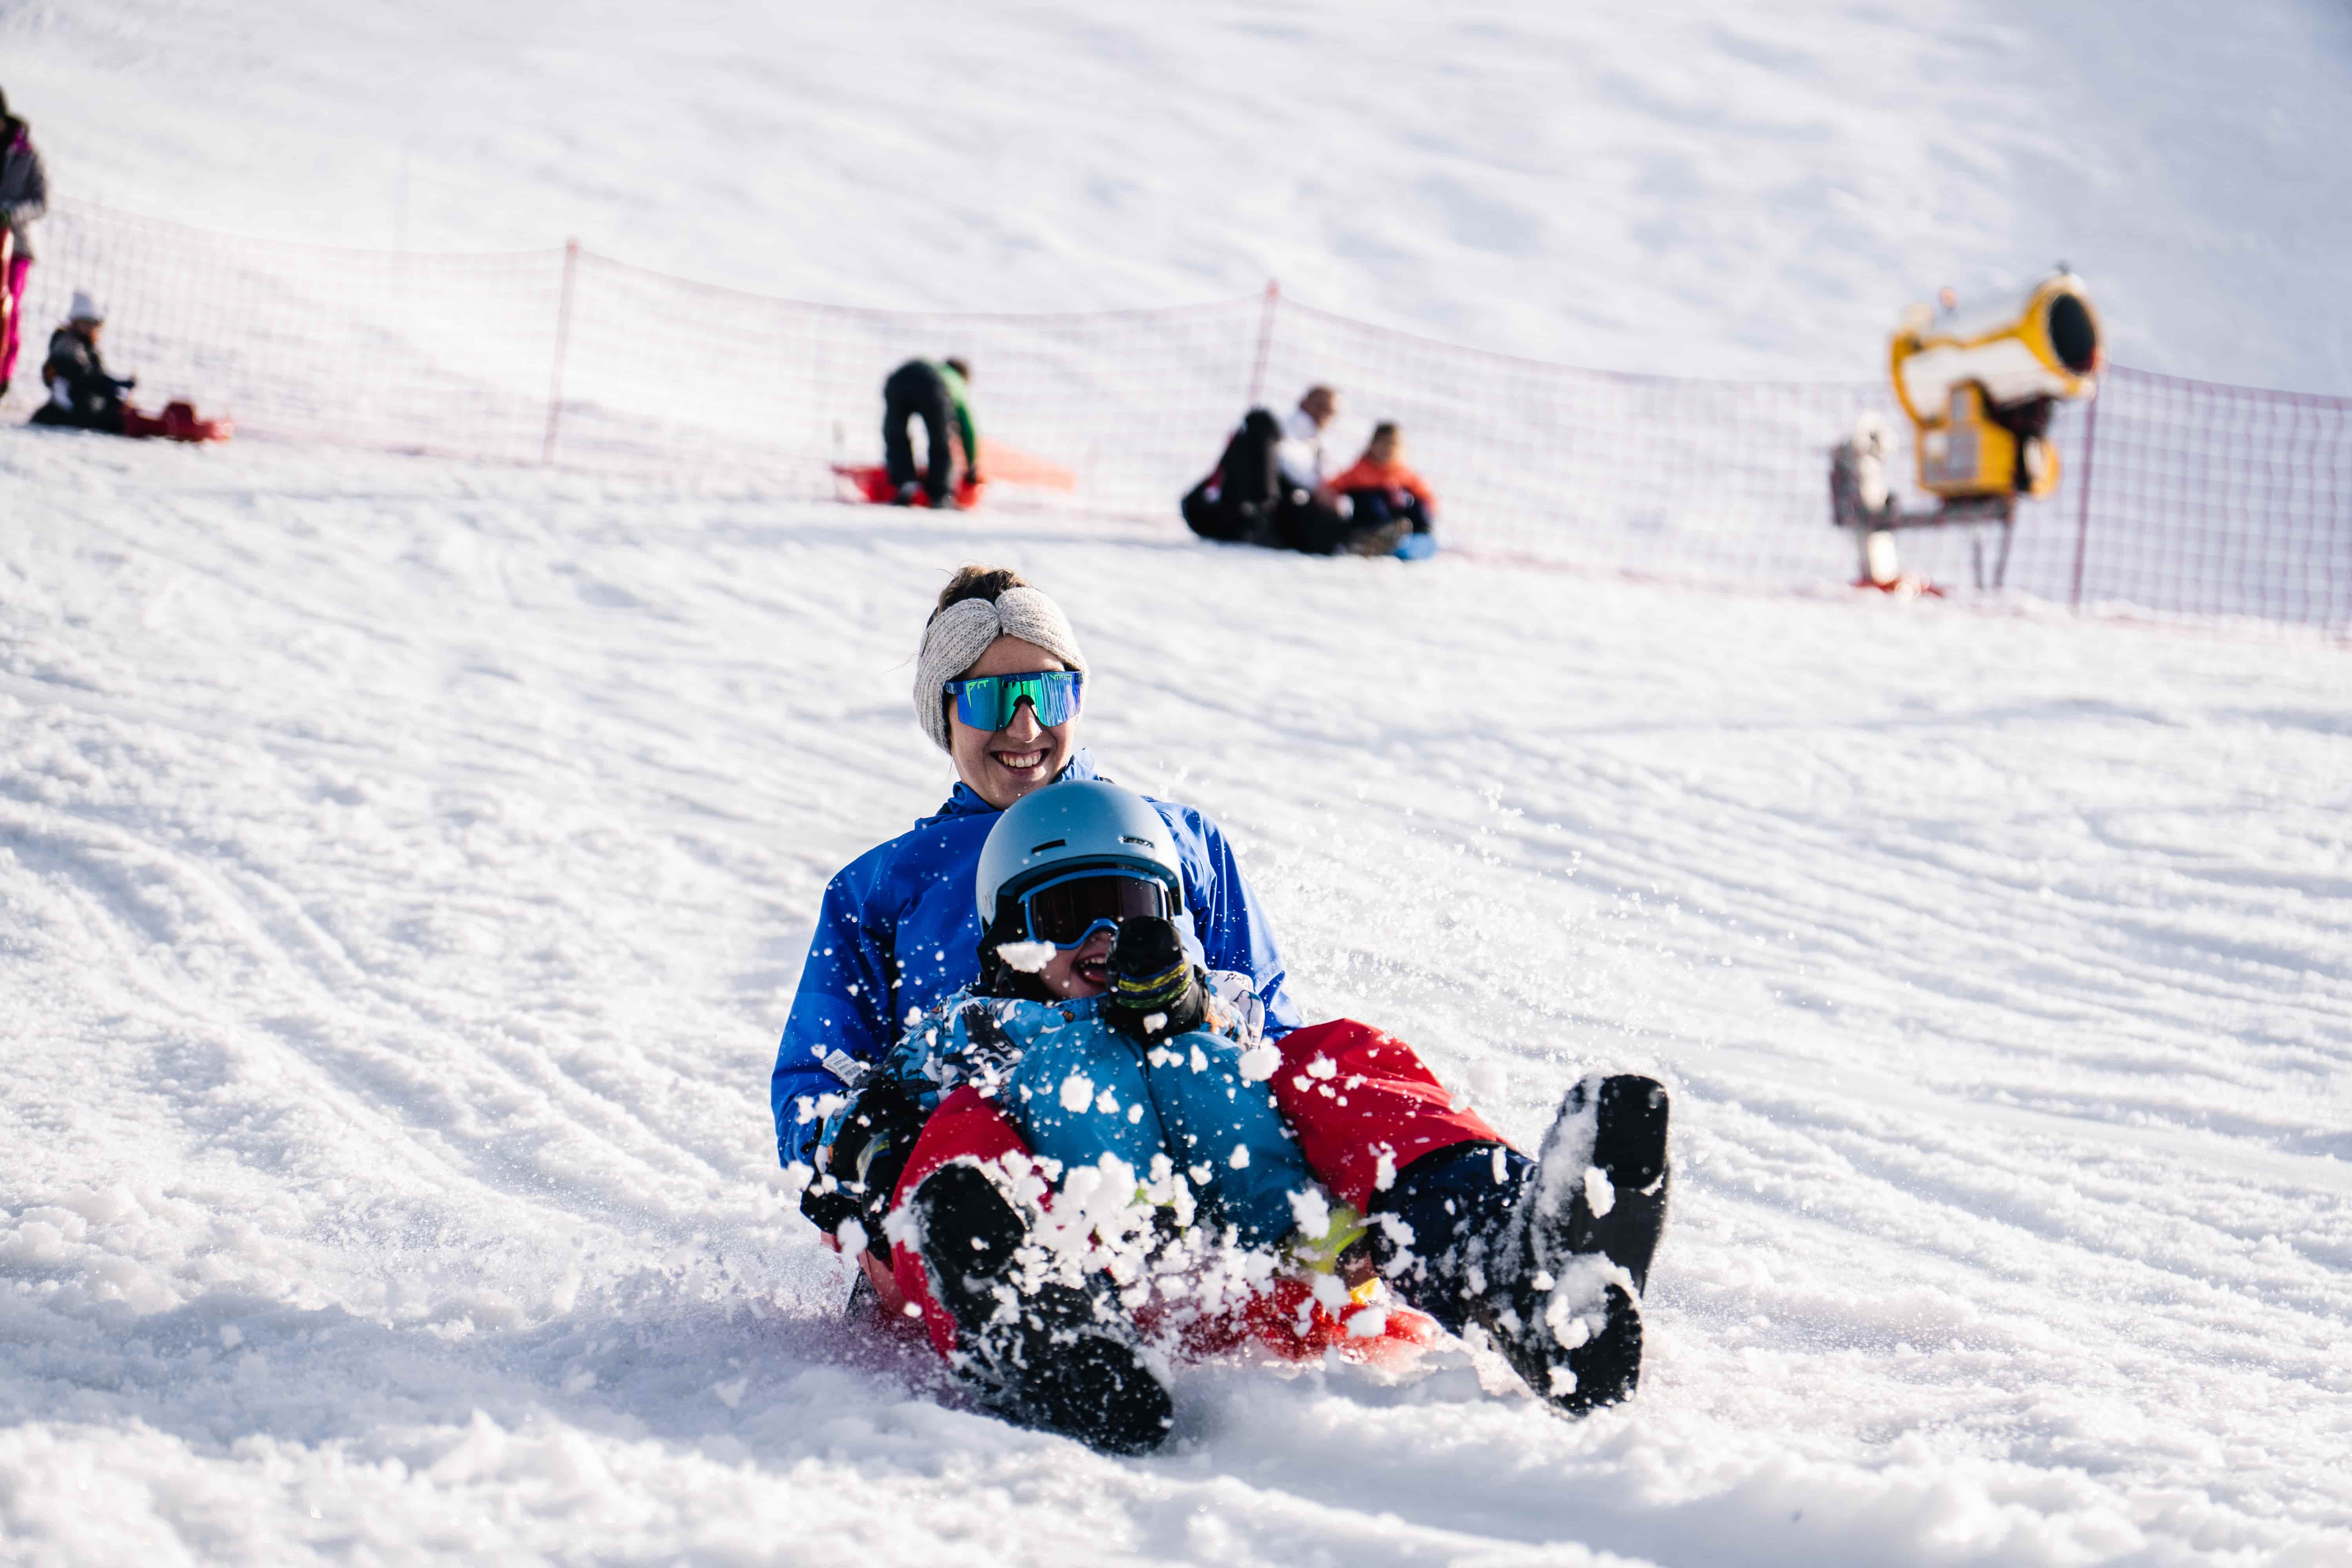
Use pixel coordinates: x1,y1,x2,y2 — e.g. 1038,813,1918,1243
996,940,1056,973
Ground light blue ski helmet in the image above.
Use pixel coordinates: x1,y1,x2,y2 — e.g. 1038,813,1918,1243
975,780,1187,925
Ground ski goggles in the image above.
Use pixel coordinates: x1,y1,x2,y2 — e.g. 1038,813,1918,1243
942,669,1083,733
1018,870,1172,948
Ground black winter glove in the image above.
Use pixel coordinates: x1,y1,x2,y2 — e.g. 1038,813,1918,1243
799,1079,928,1260
1103,916,1207,1044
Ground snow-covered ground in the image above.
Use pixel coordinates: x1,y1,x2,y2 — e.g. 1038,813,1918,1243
2,432,2347,1564
3,1,2349,1562
7,0,2350,392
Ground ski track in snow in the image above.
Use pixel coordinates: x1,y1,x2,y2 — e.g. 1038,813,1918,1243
0,433,2346,1565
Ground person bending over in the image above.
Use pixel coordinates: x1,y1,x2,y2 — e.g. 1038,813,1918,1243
882,357,980,508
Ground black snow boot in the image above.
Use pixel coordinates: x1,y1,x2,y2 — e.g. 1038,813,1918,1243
909,1162,1174,1455
1371,1074,1670,1416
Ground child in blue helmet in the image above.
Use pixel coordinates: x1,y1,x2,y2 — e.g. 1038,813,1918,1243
802,779,1672,1455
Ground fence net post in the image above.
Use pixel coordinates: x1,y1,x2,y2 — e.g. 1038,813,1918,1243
2069,384,2100,610
1246,279,1279,408
543,237,579,465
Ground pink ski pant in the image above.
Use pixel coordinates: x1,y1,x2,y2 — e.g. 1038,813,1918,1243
1,255,28,391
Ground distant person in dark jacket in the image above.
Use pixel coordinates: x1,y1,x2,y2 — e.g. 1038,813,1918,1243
32,293,134,432
882,357,980,507
0,86,49,399
1181,407,1284,544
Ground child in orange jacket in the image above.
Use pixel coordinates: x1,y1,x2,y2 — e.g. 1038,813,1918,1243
1329,422,1437,555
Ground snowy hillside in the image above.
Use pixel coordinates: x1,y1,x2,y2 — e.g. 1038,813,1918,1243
3,1,2350,1563
4,434,2348,1564
5,0,2350,392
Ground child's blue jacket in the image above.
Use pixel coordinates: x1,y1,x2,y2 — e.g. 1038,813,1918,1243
829,976,1314,1248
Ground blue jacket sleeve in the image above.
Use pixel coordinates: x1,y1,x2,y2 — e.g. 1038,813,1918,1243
1179,810,1302,1038
770,858,898,1168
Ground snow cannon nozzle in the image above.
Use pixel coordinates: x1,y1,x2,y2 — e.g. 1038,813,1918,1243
1887,268,2101,505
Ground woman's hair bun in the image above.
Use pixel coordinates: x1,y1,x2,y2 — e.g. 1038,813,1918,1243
932,564,1030,622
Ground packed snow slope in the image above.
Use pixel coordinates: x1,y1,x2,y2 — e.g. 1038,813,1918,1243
4,0,2350,393
2,432,2348,1565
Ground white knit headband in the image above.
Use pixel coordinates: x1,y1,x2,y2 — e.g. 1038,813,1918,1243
912,586,1089,753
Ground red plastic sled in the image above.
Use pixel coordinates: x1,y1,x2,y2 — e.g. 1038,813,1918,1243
122,399,233,444
833,439,1077,510
1171,1275,1443,1369
1851,573,1944,600
851,1247,1440,1371
833,463,984,509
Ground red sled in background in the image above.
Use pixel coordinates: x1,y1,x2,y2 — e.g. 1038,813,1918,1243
833,464,984,510
123,399,233,443
833,437,1076,510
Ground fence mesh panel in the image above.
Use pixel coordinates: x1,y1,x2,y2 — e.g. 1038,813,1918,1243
2,202,2343,634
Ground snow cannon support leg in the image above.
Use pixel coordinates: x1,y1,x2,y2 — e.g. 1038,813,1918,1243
1370,1074,1670,1416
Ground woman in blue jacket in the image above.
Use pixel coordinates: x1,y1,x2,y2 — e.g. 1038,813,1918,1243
770,564,1298,1172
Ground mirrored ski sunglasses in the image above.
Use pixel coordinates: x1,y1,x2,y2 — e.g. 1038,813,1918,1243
942,669,1083,732
1018,869,1171,948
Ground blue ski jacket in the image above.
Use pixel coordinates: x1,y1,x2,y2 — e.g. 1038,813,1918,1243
769,750,1299,1167
824,977,1313,1248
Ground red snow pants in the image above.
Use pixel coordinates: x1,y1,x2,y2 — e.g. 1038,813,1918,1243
868,1018,1504,1357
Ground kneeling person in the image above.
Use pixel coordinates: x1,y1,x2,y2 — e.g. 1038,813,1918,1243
801,780,1673,1453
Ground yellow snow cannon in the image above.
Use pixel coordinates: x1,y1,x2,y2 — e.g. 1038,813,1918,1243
1889,272,2101,501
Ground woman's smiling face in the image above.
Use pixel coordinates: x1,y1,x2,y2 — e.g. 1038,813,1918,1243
948,634,1076,809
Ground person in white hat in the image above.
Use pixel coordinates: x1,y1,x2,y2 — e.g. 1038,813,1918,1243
31,291,136,432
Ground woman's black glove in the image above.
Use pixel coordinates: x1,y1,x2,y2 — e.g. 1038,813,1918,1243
1104,916,1207,1044
799,1079,928,1261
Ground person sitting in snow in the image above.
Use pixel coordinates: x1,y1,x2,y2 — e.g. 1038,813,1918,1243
1180,407,1284,546
31,292,134,432
1182,387,1417,557
773,565,1671,1452
1330,421,1437,559
881,356,981,508
27,292,229,442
